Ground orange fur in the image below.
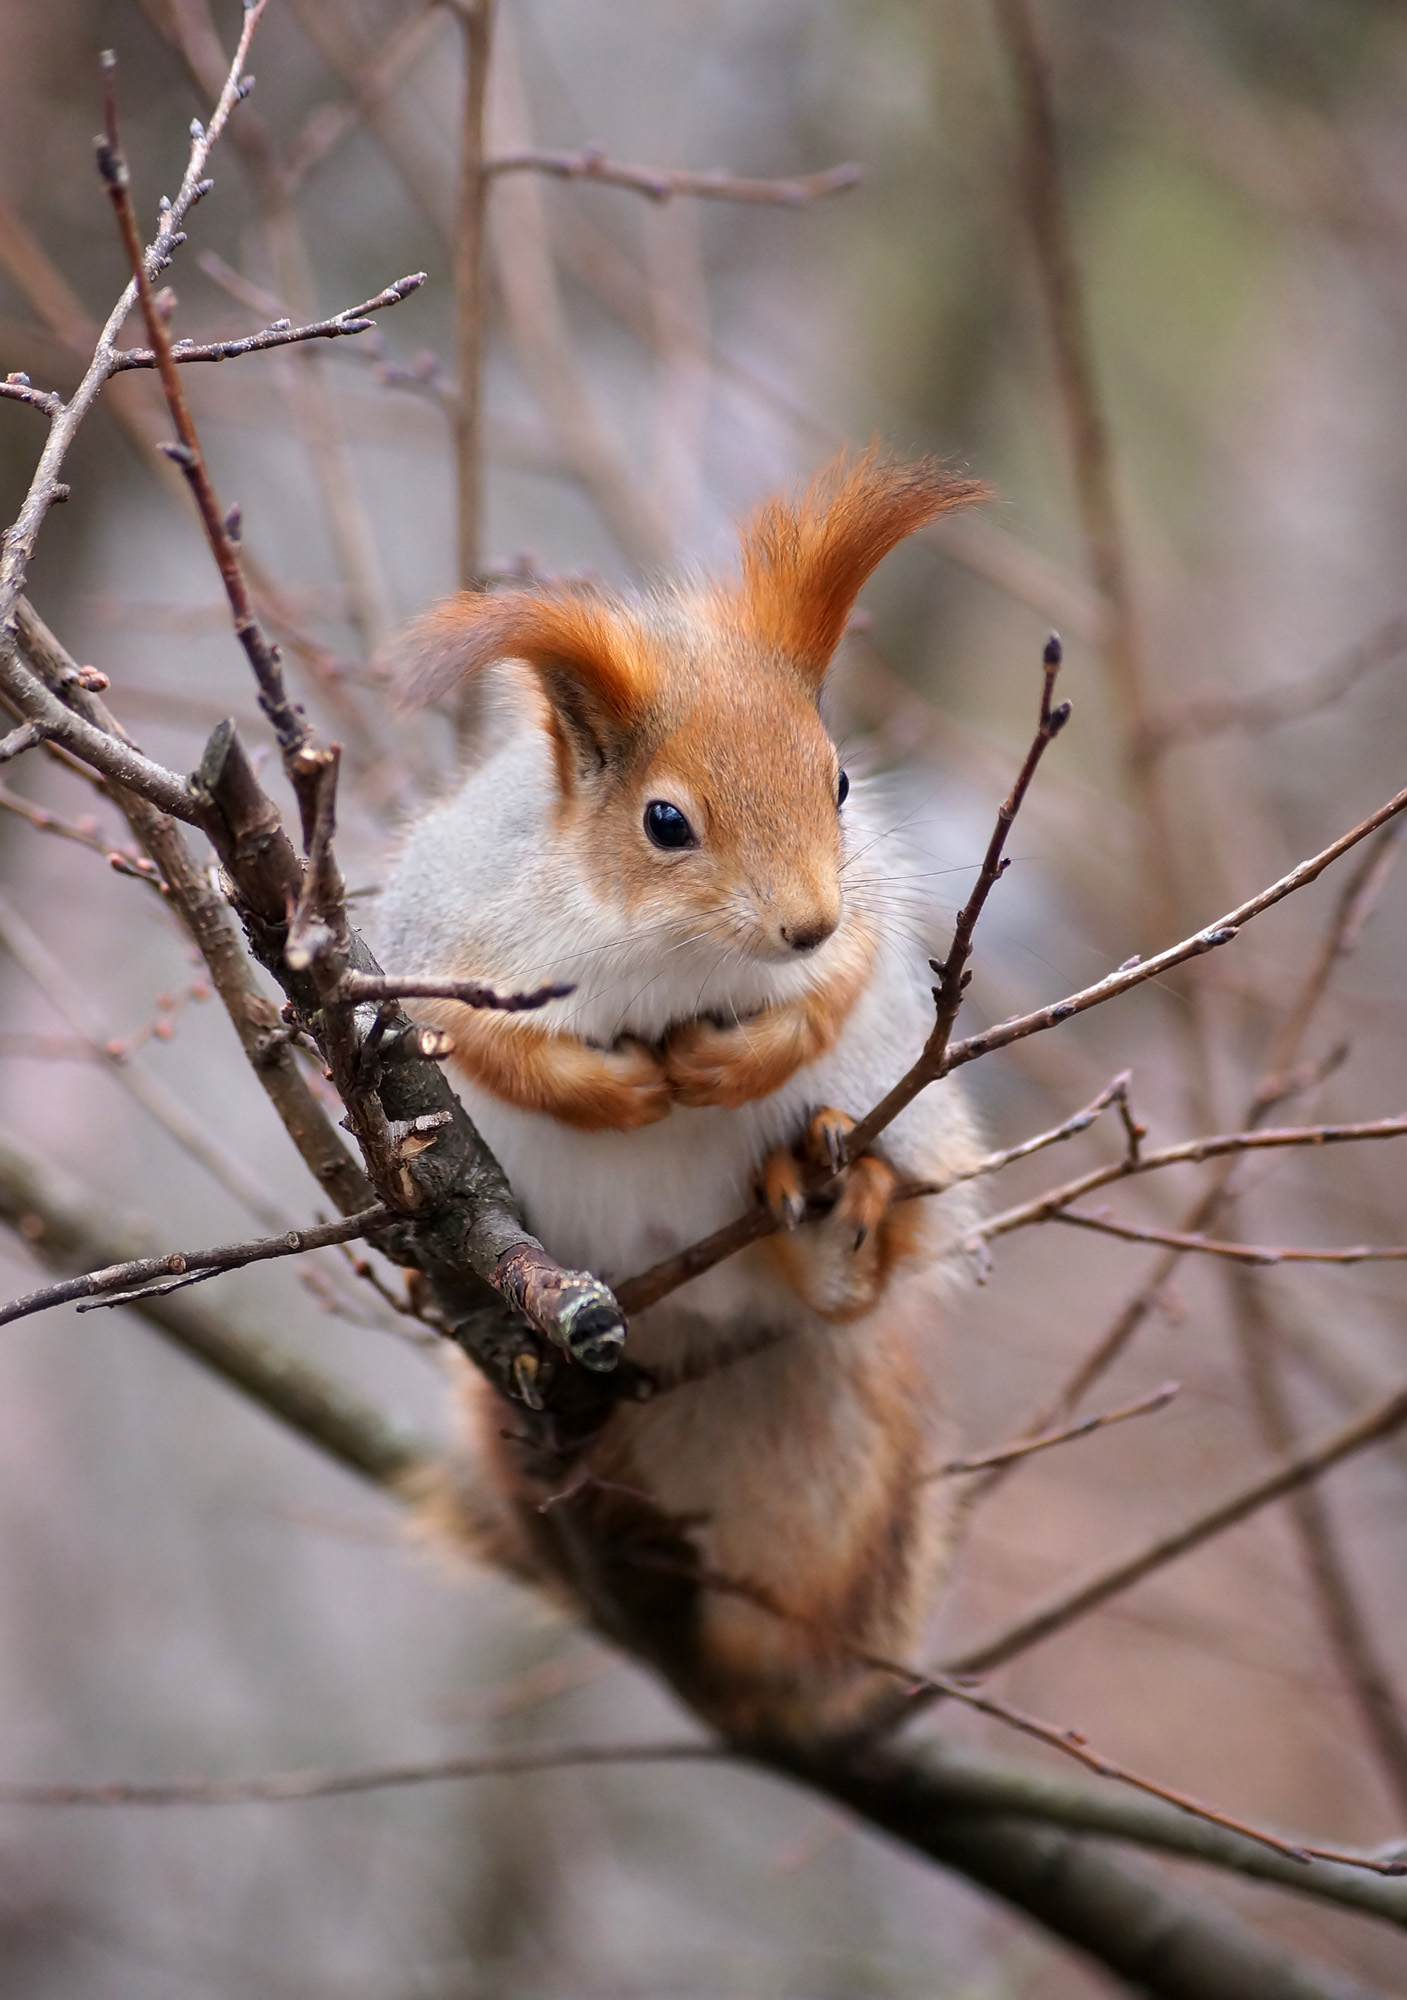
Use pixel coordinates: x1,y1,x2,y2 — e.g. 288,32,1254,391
729,450,988,681
390,588,660,791
662,926,875,1110
424,1003,672,1132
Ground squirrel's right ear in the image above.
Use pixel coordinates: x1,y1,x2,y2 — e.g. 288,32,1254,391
385,590,656,786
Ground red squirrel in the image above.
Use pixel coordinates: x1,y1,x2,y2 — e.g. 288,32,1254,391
378,453,986,1740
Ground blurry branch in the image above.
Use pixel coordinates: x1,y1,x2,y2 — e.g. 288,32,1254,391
932,1381,1179,1478
486,18,673,572
1134,609,1407,765
3,1730,1403,1945
485,148,864,207
0,2,267,635
110,273,426,371
0,1205,392,1329
7,601,373,1220
1054,1210,1407,1268
1002,825,1404,1445
991,0,1195,971
0,888,294,1232
1232,1274,1407,1822
0,1738,718,1807
0,1129,428,1487
940,1376,1407,1678
454,0,494,596
3,1723,1403,1929
0,783,164,889
282,2,443,195
990,0,1141,740
964,1116,1407,1250
809,1750,1404,1995
665,1563,1400,1878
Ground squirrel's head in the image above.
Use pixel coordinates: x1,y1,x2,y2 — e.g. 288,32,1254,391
390,453,983,965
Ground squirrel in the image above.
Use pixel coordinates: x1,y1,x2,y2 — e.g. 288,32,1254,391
377,452,988,1743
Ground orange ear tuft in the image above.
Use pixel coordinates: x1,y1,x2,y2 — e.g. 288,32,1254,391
386,589,656,783
734,450,987,682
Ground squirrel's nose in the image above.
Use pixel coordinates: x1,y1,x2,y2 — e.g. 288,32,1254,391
781,918,835,954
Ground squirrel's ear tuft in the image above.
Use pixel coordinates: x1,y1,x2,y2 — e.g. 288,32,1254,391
383,589,656,786
734,451,988,684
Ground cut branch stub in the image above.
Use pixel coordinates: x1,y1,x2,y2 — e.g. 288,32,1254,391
495,1243,627,1372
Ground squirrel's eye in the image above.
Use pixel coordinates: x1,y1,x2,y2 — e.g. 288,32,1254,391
837,769,850,808
644,799,696,850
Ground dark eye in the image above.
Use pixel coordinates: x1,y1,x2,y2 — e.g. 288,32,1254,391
837,769,850,808
644,799,696,850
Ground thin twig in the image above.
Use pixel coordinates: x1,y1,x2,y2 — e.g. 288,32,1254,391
1054,1210,1407,1267
0,1129,428,1487
1135,609,1407,764
97,51,315,795
932,1382,1179,1478
110,273,425,371
0,780,166,889
671,1560,1402,1876
1231,1272,1407,1822
939,1377,1407,1678
485,148,864,207
0,4,268,632
0,1737,716,1807
0,1205,392,1329
1012,822,1406,1439
619,749,1407,1318
965,1116,1407,1250
0,888,295,1231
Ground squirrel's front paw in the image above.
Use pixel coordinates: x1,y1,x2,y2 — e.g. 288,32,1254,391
598,1036,674,1129
762,1107,916,1321
663,1017,757,1109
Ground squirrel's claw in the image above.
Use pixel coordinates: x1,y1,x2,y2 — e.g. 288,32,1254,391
760,1147,809,1229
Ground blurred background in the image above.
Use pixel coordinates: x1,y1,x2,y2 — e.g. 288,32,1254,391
2,0,1407,1991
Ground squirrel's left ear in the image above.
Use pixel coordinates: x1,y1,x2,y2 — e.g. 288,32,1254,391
734,450,988,687
384,589,656,787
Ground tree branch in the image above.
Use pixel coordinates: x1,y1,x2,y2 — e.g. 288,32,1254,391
485,148,864,207
0,3,268,633
109,272,425,372
0,1129,427,1487
940,1377,1407,1677
618,772,1407,1315
0,1205,392,1329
